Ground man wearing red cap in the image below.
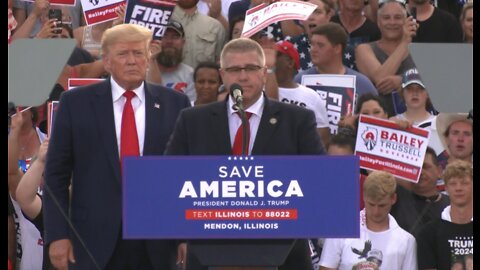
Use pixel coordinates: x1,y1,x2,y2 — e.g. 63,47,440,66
275,40,330,148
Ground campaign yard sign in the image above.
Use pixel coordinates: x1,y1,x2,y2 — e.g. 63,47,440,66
122,155,360,239
80,0,126,25
24,0,76,5
47,101,60,137
242,0,317,38
125,0,176,40
67,78,105,90
355,115,430,183
301,74,356,135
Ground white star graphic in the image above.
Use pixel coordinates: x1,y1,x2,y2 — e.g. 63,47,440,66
266,26,274,36
300,52,306,59
307,62,313,68
344,52,352,60
293,43,298,49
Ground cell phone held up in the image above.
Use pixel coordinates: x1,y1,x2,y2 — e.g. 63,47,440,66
48,9,63,34
409,7,417,21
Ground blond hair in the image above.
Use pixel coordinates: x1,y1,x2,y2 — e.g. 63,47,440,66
363,171,397,201
460,2,473,23
101,24,152,56
220,38,265,68
443,160,473,185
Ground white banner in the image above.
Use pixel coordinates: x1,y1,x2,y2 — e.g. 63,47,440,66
68,78,104,90
80,0,126,25
23,0,76,6
355,115,430,183
241,0,317,38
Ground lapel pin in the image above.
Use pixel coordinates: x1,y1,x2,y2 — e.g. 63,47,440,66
154,103,160,109
269,118,277,125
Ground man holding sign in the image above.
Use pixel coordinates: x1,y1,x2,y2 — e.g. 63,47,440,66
294,22,378,98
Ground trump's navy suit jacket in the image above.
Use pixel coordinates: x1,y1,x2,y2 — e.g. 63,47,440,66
43,79,191,269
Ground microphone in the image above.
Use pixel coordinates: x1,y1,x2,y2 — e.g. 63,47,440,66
230,83,244,111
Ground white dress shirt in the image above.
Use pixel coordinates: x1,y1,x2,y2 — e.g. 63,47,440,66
227,93,265,154
111,77,146,156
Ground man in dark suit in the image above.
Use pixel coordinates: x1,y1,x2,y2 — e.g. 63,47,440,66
166,38,324,270
44,24,191,270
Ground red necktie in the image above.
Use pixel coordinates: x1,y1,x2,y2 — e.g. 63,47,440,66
232,112,253,155
120,91,140,160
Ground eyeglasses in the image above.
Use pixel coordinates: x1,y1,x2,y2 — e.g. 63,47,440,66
223,65,263,74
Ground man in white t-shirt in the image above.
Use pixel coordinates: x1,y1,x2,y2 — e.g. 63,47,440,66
319,171,417,270
274,40,330,148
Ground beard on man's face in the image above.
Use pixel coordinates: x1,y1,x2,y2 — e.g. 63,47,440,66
156,47,183,68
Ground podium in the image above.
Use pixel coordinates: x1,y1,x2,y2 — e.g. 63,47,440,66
187,239,296,269
122,156,360,269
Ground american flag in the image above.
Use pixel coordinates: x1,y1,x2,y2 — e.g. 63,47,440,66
285,33,360,72
343,36,375,71
285,33,314,72
264,22,284,42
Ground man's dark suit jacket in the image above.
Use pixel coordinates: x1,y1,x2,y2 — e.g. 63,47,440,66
43,79,191,269
165,97,325,270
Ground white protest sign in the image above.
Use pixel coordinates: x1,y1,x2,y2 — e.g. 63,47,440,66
80,0,126,25
241,0,317,38
47,101,60,137
68,78,105,90
23,0,76,5
355,115,430,183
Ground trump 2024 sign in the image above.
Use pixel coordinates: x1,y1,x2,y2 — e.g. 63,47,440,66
122,155,360,239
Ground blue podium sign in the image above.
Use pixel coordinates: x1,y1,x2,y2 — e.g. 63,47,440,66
123,155,360,239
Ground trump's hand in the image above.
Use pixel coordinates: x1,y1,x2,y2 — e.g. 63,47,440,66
50,239,75,270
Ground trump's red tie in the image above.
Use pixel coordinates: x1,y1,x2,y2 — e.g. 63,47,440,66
232,112,253,155
121,91,140,160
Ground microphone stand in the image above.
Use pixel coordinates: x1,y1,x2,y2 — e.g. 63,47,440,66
233,100,249,155
43,182,102,269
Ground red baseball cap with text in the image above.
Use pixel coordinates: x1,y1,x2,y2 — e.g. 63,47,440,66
275,40,300,70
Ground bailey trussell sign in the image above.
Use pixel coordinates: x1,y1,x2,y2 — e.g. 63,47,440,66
122,155,360,239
